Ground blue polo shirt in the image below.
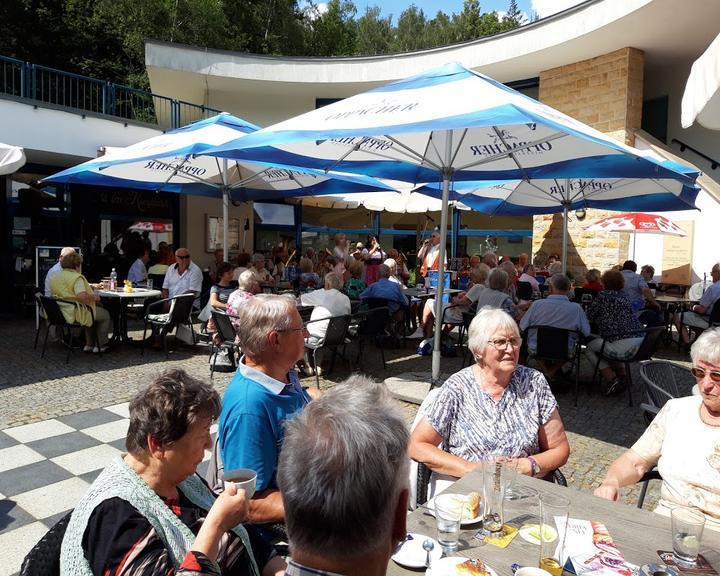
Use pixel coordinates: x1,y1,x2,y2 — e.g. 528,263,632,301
218,361,311,491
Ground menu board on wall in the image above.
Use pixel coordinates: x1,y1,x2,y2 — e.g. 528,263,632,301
660,221,694,286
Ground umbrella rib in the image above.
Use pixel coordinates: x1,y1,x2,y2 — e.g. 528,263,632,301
384,135,442,171
454,131,569,172
449,129,469,168
323,137,372,172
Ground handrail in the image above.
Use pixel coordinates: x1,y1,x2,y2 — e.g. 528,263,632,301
0,54,222,130
671,138,718,170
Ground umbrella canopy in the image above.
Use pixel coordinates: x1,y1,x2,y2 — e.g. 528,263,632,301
586,212,686,236
201,62,699,382
682,32,720,130
0,143,26,175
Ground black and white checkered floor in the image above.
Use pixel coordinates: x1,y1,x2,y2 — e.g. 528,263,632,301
0,403,214,576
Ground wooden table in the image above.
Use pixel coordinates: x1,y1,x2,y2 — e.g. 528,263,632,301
96,288,162,343
388,471,720,575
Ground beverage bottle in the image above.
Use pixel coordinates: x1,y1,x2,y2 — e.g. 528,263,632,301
109,268,117,291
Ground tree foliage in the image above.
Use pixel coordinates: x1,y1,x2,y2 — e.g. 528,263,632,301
0,0,523,88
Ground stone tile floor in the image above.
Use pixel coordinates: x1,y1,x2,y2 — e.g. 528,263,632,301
0,315,692,575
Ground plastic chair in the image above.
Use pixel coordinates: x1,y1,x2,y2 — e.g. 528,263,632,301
20,511,72,576
209,310,240,379
524,325,583,405
141,293,196,358
590,326,666,407
304,314,351,387
37,296,100,363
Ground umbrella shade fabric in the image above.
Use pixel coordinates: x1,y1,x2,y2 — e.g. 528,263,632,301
682,32,720,130
586,213,686,236
203,63,699,186
0,142,26,175
43,113,393,199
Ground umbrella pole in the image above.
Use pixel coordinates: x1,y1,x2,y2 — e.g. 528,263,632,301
222,159,229,262
561,203,569,275
432,131,452,385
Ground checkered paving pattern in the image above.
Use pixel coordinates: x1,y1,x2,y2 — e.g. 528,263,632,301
0,403,214,576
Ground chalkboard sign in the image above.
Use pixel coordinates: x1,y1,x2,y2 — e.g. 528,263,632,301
35,246,81,327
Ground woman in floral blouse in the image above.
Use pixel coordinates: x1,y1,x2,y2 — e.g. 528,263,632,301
585,269,645,395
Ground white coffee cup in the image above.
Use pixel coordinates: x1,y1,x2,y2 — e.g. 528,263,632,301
224,468,257,500
515,568,554,576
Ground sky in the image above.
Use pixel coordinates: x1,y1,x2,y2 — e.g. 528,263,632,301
306,0,584,22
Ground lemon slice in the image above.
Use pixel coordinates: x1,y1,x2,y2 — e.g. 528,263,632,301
521,524,557,543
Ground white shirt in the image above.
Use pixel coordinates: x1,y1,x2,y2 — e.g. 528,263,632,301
300,288,351,342
45,261,63,296
163,261,203,298
632,396,720,530
127,258,147,284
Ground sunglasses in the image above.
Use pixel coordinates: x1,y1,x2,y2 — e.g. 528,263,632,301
177,255,190,260
691,366,720,383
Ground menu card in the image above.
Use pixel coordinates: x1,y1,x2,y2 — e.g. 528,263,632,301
560,519,633,576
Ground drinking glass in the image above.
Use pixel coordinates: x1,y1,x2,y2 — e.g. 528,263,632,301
671,507,705,567
538,492,570,576
434,493,463,553
146,278,153,290
481,456,515,535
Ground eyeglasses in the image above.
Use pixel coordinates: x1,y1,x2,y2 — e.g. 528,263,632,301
278,325,308,334
177,255,190,260
487,337,521,351
691,366,720,383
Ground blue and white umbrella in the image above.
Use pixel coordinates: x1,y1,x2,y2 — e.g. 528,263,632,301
44,113,395,257
201,62,699,382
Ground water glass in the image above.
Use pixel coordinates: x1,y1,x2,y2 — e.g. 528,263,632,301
434,493,463,553
671,507,705,566
538,492,570,576
481,456,514,534
146,277,153,290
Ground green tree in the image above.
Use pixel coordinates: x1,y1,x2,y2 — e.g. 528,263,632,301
303,0,357,56
502,0,524,28
425,11,455,49
392,5,427,52
354,5,392,55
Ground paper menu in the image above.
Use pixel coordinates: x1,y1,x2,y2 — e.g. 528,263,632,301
559,519,632,576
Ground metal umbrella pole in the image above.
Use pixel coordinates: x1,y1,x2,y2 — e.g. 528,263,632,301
222,159,229,261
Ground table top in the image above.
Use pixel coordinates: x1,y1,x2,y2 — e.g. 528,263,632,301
96,288,162,299
403,287,463,299
655,295,698,304
387,471,720,576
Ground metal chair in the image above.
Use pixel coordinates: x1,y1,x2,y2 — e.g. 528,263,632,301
524,325,584,405
639,360,694,425
20,511,72,576
37,296,100,363
460,310,476,367
517,281,534,301
352,305,390,370
209,310,240,379
590,326,665,407
679,299,720,348
304,314,351,387
141,293,196,358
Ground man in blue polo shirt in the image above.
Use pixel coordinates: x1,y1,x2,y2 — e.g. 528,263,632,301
218,294,319,523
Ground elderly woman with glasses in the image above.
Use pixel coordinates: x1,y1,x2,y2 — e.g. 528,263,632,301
595,327,720,529
409,307,570,484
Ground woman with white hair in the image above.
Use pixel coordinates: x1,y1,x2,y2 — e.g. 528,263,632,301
409,307,570,480
595,327,720,529
250,253,273,287
226,270,260,336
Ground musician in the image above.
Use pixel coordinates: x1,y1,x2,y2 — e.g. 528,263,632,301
417,227,446,279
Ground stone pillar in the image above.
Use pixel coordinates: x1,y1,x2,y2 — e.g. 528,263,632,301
534,47,644,281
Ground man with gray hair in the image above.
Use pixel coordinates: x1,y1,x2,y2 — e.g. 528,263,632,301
45,246,77,296
359,263,408,316
218,294,320,524
519,273,590,384
278,377,410,576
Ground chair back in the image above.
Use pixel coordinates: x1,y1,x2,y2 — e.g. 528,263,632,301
211,310,237,344
20,511,72,576
364,297,390,310
322,314,351,347
517,281,533,301
148,273,165,290
408,388,442,509
573,287,598,306
527,325,578,361
168,294,195,324
357,306,390,336
640,360,694,410
298,305,314,323
630,326,666,362
709,299,720,325
39,296,68,326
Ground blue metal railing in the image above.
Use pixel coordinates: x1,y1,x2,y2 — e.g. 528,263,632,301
1,55,222,129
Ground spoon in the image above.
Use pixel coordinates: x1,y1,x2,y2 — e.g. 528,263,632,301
422,539,434,568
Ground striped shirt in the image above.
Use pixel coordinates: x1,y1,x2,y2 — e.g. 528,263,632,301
423,365,557,460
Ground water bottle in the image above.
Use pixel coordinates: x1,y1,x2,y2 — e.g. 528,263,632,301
109,268,117,291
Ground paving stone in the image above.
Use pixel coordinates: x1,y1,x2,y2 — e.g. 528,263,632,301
56,407,125,429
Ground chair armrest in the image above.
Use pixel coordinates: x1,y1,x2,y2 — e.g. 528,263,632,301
639,468,662,483
146,296,176,313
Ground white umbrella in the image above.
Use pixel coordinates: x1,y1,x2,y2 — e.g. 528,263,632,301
0,143,26,175
682,32,720,130
202,62,699,382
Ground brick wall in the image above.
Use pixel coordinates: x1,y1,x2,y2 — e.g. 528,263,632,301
533,48,644,281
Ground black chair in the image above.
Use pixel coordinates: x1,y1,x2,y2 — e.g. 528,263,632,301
364,297,407,342
679,299,720,349
209,310,240,379
639,360,694,425
353,306,390,370
148,273,166,290
573,287,598,310
37,296,100,363
298,305,314,323
304,314,351,387
590,326,666,407
20,511,72,576
517,281,534,301
524,325,583,405
636,468,663,509
141,293,196,358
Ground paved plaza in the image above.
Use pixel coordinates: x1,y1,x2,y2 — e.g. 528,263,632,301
0,314,690,575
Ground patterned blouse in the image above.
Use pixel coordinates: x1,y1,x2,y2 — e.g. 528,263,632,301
587,290,644,342
423,365,557,460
